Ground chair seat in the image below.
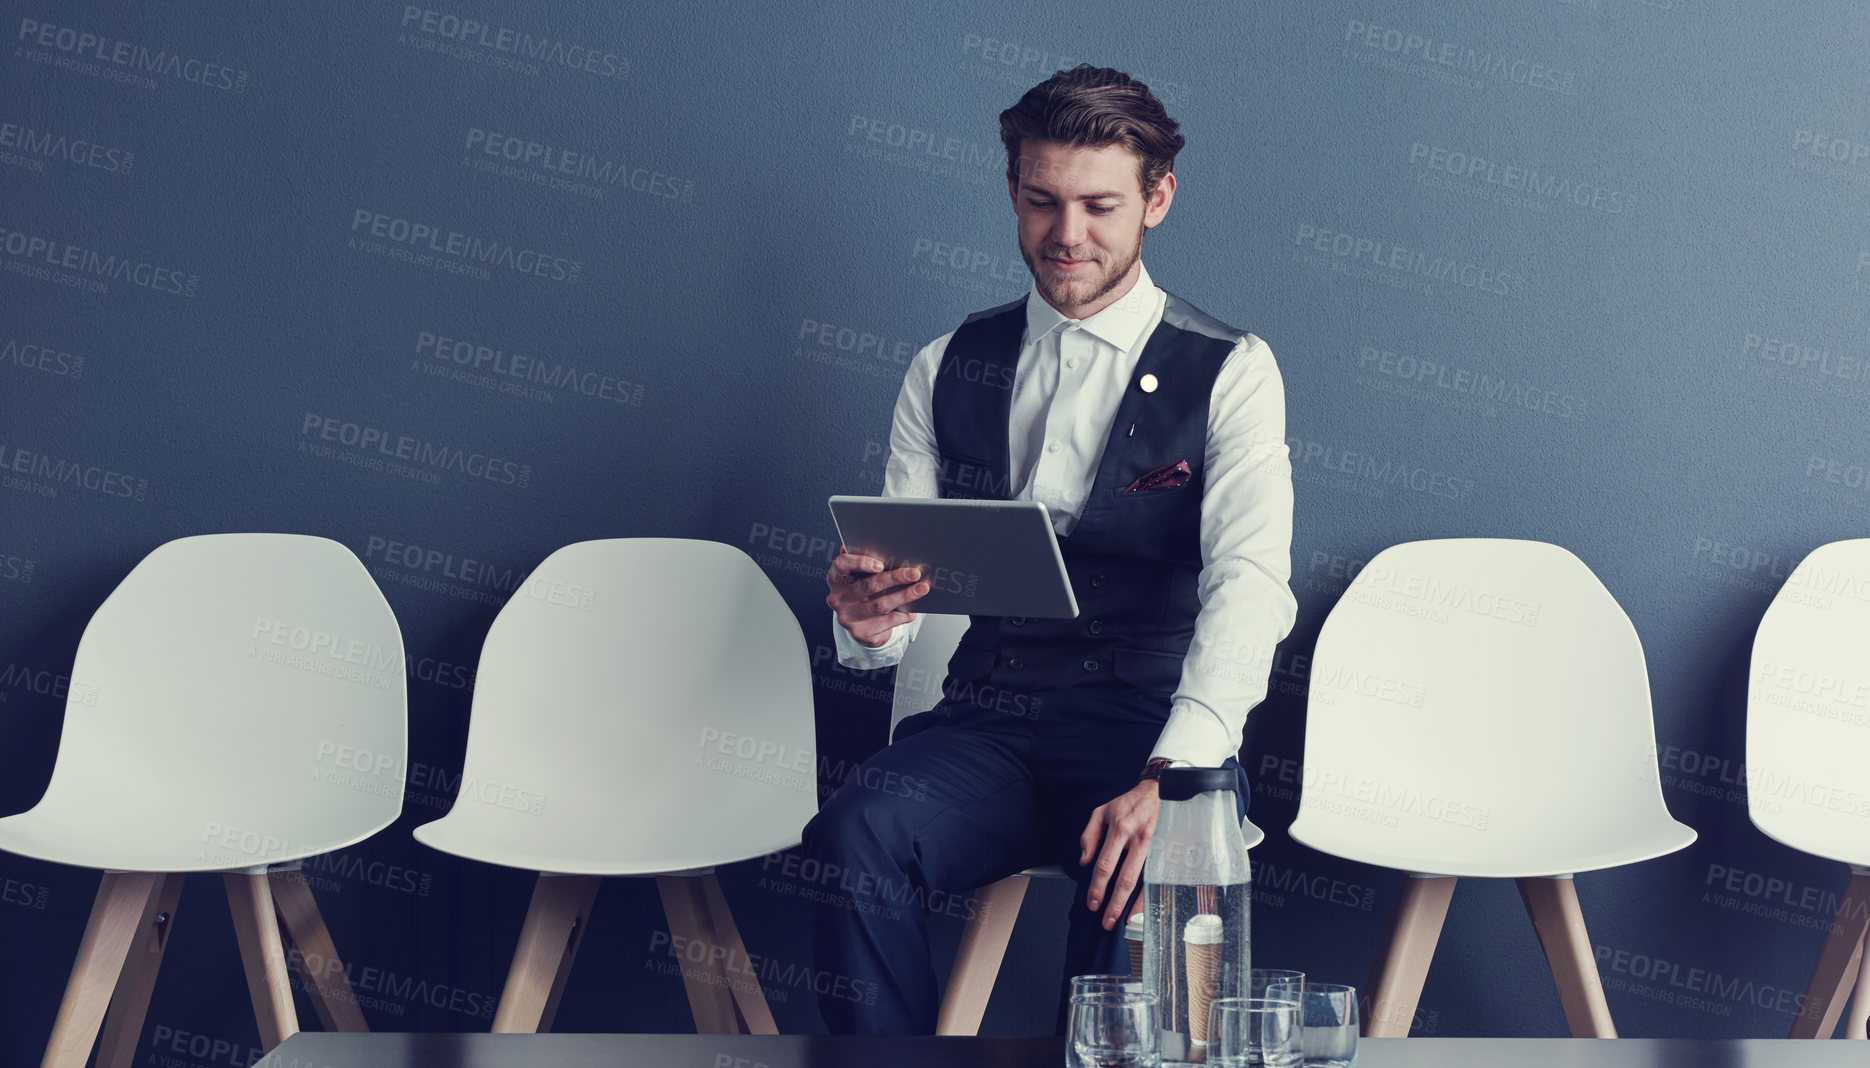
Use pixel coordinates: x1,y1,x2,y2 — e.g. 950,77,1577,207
1242,817,1265,850
0,794,396,875
1290,812,1695,879
412,814,804,877
1754,828,1870,872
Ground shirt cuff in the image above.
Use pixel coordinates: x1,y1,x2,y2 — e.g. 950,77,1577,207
1150,697,1243,769
832,611,910,669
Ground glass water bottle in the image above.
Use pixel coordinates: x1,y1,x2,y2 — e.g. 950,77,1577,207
1141,767,1252,1066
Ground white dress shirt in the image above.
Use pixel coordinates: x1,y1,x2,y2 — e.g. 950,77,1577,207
834,262,1297,768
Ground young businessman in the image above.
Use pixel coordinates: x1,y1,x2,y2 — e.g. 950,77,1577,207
805,64,1296,1034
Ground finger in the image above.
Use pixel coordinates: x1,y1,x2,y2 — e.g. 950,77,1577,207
845,598,931,639
827,554,881,598
833,552,887,580
844,571,924,616
829,562,912,611
1103,833,1151,931
867,578,928,616
834,568,920,617
1078,807,1107,868
845,566,918,601
840,545,885,567
1087,829,1129,915
837,584,930,638
843,571,916,606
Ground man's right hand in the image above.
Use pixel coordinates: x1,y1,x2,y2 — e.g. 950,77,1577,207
826,547,929,648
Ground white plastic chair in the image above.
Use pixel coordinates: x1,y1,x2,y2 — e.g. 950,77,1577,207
0,534,406,1067
411,539,817,1035
1289,539,1694,1039
889,613,1265,1035
1748,539,1870,1040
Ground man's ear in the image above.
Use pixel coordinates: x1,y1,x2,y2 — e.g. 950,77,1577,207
1144,171,1177,229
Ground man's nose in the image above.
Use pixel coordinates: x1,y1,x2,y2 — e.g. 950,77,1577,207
1049,206,1090,250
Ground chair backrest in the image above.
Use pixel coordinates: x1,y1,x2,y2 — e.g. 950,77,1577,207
16,534,406,871
414,539,817,874
888,613,972,738
1747,539,1870,867
1290,539,1692,878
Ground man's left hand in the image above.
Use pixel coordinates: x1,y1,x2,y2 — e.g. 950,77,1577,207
1079,779,1160,931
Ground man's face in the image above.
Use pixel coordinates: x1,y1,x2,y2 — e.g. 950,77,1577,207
1010,140,1175,319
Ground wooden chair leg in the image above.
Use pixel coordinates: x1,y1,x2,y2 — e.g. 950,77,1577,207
657,874,743,1034
1790,870,1870,1039
1847,924,1870,1040
94,874,185,1068
1362,874,1456,1038
699,872,777,1035
1517,876,1617,1038
936,874,1030,1037
535,876,602,1033
224,873,299,1049
269,868,369,1032
492,874,603,1033
40,872,166,1068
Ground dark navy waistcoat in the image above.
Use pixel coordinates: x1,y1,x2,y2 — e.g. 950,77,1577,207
932,292,1243,705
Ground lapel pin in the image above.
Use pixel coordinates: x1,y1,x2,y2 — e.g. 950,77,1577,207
1140,373,1159,393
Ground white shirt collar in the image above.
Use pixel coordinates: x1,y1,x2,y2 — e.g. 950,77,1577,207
1023,261,1163,354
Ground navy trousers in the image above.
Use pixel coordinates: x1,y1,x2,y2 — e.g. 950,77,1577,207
798,690,1247,1035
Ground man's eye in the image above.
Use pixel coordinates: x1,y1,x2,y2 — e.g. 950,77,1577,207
1027,199,1054,208
1088,205,1114,215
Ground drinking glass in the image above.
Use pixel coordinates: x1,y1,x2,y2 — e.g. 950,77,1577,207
1070,973,1145,998
1067,989,1159,1068
1296,983,1358,1067
1250,968,1306,1004
1208,996,1301,1068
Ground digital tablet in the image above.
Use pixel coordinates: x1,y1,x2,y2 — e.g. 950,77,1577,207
827,496,1079,619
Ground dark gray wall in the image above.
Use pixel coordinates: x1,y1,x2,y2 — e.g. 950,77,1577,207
2,0,1866,1058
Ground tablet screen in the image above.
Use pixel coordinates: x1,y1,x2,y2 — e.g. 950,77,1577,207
827,496,1079,619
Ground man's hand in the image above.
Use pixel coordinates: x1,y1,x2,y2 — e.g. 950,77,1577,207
1079,779,1160,931
826,547,929,647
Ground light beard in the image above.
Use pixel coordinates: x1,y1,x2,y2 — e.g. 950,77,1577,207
1022,226,1145,315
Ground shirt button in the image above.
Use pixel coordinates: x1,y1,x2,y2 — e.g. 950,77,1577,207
1048,442,1062,454
1091,574,1107,588
1067,357,1080,370
1007,658,1025,670
1088,620,1104,635
1082,659,1100,672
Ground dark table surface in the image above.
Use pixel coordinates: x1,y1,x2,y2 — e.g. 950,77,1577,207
264,1033,1870,1066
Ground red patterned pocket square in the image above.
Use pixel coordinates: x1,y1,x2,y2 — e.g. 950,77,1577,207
1123,460,1193,493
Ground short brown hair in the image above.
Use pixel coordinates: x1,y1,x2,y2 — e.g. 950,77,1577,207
999,65,1185,196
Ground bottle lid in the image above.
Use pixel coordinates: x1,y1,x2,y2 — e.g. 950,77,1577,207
1158,767,1238,801
1183,913,1224,945
1125,913,1145,940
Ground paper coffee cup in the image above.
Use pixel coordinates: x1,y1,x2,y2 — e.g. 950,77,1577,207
1184,913,1224,1048
1126,912,1146,979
